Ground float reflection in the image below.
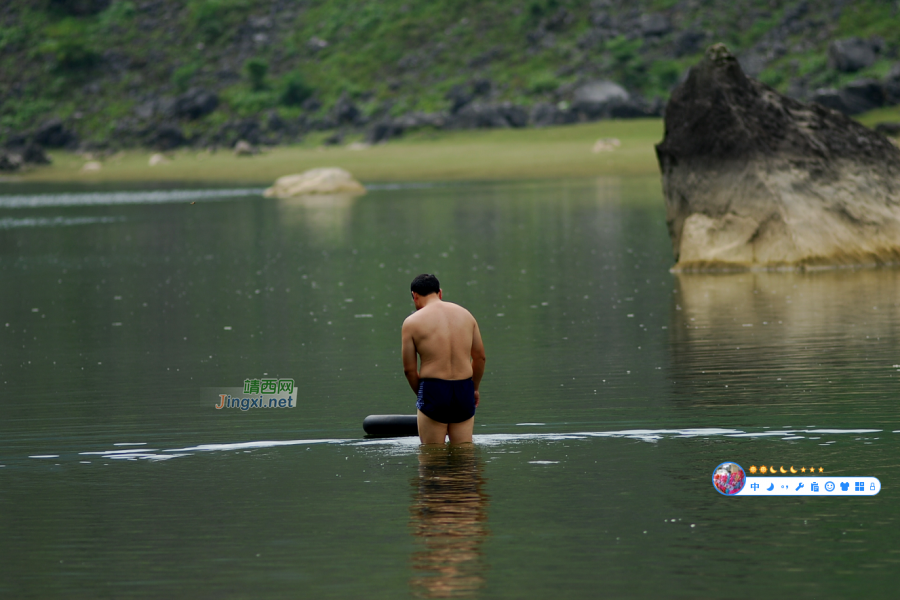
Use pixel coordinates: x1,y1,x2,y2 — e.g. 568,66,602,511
408,444,490,598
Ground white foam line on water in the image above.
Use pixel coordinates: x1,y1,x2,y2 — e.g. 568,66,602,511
364,182,436,191
29,454,59,459
107,453,188,461
113,442,147,446
58,427,884,463
163,438,346,453
793,429,881,434
0,188,263,208
349,428,748,449
80,449,159,455
0,216,126,229
725,428,881,438
351,428,883,449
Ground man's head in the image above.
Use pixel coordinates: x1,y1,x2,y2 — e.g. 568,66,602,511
410,273,441,309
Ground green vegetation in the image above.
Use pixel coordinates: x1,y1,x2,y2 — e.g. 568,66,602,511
0,26,26,51
188,0,251,43
0,0,898,151
279,71,314,107
220,65,315,116
98,0,136,28
0,98,56,131
528,71,560,95
244,58,269,91
855,105,900,128
172,63,200,93
222,88,277,117
41,18,100,72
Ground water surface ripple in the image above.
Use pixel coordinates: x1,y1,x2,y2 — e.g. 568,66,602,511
1,178,898,599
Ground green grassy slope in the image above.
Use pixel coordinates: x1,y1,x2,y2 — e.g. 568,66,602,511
1,0,899,147
18,118,664,184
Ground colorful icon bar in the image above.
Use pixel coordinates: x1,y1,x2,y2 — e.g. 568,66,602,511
749,466,823,474
737,477,881,496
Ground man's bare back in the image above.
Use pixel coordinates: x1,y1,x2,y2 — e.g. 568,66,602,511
401,275,486,444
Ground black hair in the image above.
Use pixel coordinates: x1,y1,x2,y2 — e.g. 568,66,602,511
410,273,440,296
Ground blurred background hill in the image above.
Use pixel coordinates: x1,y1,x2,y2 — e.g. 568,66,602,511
2,0,900,155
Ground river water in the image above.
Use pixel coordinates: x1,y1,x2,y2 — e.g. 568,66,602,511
1,178,897,598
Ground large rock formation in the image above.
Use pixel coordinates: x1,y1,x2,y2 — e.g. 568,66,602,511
656,44,900,271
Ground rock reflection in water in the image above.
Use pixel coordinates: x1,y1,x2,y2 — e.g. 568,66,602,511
409,444,490,598
276,194,357,245
669,269,900,404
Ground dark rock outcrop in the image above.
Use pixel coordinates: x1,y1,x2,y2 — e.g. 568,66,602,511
365,111,449,143
827,37,878,73
48,0,110,16
393,112,446,130
884,64,900,105
448,102,528,129
811,79,885,115
212,119,263,147
656,44,900,271
0,143,51,172
568,80,656,120
301,97,322,113
445,84,474,114
640,13,672,37
20,143,52,165
323,131,343,146
674,30,706,58
571,80,629,116
0,151,23,173
366,120,404,144
332,94,361,126
170,88,219,120
445,80,493,114
529,102,577,127
265,111,283,132
874,122,900,137
33,119,78,149
146,124,186,151
135,89,219,122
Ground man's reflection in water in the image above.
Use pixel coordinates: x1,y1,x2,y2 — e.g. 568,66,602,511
409,444,489,598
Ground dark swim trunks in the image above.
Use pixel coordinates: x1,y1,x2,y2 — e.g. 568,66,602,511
416,378,476,424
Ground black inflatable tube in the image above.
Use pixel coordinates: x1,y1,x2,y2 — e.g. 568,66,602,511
363,414,418,438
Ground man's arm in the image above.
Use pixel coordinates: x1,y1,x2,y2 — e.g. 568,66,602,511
401,319,420,394
470,320,486,406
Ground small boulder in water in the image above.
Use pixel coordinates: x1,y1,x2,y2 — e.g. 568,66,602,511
263,167,366,198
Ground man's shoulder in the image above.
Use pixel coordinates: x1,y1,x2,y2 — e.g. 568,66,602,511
444,300,473,313
443,301,477,322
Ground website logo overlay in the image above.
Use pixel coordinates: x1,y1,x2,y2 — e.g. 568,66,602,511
216,378,296,411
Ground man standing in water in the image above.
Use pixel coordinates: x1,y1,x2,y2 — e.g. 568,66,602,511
402,274,486,444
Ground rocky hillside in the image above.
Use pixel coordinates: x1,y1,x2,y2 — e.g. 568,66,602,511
1,0,899,159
